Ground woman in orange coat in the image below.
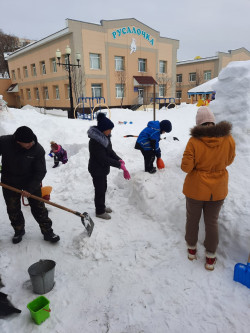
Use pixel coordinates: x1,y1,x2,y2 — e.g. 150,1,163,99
181,106,235,270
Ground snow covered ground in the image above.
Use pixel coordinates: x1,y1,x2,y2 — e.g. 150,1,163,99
0,61,250,332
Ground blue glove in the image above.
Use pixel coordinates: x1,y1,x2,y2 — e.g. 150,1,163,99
48,153,53,157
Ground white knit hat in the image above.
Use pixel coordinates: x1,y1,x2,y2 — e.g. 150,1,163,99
196,106,215,126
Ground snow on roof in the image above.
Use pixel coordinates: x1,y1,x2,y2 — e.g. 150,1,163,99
188,77,218,94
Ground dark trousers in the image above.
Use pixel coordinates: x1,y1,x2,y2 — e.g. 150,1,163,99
141,150,155,172
54,155,59,167
185,197,224,253
2,187,53,235
92,175,107,215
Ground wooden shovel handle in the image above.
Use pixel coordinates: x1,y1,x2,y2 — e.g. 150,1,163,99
0,182,83,218
248,253,250,264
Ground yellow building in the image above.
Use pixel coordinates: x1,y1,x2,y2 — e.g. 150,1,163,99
176,47,250,103
5,18,179,115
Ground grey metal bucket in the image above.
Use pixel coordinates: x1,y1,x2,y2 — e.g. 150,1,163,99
28,260,56,294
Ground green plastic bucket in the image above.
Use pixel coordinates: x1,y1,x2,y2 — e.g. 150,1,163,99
27,296,51,325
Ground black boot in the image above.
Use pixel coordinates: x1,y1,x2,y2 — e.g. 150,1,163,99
12,229,25,244
44,231,60,243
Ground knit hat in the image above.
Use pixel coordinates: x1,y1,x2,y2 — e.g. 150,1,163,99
196,106,215,126
14,126,35,143
97,113,114,132
160,120,172,133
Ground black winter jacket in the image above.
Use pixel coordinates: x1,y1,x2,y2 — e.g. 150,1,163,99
0,134,46,193
88,126,121,177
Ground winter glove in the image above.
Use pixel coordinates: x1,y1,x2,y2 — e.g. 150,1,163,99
157,158,165,169
48,153,53,157
120,160,131,180
123,169,131,180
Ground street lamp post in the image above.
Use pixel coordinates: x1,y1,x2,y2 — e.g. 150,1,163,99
56,46,81,119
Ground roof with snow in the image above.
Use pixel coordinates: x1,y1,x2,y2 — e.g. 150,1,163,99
188,77,218,95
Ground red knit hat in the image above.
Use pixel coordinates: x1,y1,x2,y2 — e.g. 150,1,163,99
196,106,215,126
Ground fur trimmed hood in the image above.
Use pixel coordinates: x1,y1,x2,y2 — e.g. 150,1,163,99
191,121,232,138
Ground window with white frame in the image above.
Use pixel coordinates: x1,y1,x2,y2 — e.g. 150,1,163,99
176,74,182,83
90,53,101,70
52,58,57,73
55,86,60,99
159,84,166,97
138,58,146,72
116,84,125,98
35,88,39,100
91,84,102,98
17,68,21,79
40,61,46,75
26,88,31,100
204,70,211,81
11,70,16,80
23,66,28,78
159,60,167,74
189,72,196,82
31,64,37,76
176,90,182,99
44,87,49,100
115,56,124,71
65,84,70,99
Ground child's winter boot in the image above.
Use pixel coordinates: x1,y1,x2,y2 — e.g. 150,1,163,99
96,212,111,220
187,244,197,260
205,252,217,271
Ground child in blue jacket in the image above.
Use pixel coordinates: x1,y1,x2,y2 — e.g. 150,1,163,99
49,141,68,168
135,120,172,173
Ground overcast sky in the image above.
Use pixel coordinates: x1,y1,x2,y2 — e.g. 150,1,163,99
1,0,250,61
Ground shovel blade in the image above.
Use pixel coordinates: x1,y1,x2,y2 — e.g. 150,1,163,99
81,212,94,237
233,263,250,288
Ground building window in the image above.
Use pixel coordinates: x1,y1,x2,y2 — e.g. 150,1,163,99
40,61,46,75
44,87,49,100
11,70,16,80
65,84,70,99
189,72,196,82
176,74,182,83
17,68,21,79
34,88,39,100
23,66,28,78
115,56,124,71
159,84,166,97
204,70,211,81
26,88,31,100
176,90,182,99
91,84,102,98
138,58,146,72
159,60,167,74
20,89,24,99
53,85,60,99
90,53,101,70
31,64,37,76
52,58,57,73
116,84,125,98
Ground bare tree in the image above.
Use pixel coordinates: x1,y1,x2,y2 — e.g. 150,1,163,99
0,30,19,76
156,73,173,97
116,70,127,108
70,66,86,105
188,69,203,89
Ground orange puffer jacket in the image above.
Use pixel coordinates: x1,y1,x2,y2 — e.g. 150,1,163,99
181,121,236,201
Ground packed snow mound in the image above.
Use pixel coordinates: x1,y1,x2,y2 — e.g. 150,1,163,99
210,60,250,152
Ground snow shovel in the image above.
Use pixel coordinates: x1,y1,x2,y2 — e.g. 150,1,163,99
233,253,250,289
0,182,94,237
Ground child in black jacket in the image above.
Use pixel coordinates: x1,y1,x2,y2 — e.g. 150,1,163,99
88,113,130,220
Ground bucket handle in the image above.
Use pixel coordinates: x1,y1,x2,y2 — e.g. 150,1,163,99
43,308,51,313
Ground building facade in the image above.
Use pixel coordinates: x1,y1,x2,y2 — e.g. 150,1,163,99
6,18,179,111
176,48,250,103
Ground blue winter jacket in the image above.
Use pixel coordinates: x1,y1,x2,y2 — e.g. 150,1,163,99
136,121,161,157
